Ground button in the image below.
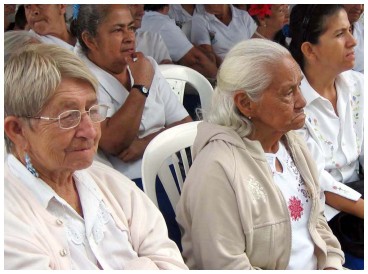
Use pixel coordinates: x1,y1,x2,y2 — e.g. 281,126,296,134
59,249,68,257
56,219,63,225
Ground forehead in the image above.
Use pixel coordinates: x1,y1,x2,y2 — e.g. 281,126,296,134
103,5,133,22
269,57,301,86
322,9,349,32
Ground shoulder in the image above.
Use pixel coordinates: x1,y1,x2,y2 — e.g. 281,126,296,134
86,161,145,199
338,70,364,92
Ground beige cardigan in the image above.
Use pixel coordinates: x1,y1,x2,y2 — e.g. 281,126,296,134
4,159,187,270
176,122,344,270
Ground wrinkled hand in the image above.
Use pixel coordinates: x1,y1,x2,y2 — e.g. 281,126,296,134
118,137,147,162
126,52,154,89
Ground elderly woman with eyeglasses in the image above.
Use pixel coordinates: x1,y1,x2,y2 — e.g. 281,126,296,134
4,44,187,270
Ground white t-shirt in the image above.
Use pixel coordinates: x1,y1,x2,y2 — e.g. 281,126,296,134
297,70,363,220
135,30,172,64
191,5,257,60
140,11,193,62
353,21,364,73
168,4,205,28
75,45,189,179
266,142,317,270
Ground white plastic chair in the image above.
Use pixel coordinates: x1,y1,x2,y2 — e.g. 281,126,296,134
141,121,200,209
159,64,214,113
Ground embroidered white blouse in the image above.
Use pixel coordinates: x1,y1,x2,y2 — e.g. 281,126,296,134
297,70,363,220
266,142,317,270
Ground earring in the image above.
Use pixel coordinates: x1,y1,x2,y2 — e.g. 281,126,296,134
25,153,39,178
248,116,252,120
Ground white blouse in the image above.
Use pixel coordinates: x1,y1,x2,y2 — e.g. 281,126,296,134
266,142,317,270
297,70,363,220
191,5,257,60
75,45,188,179
7,154,138,269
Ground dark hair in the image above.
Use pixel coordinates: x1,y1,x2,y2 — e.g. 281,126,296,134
71,4,112,54
15,5,27,30
289,4,344,71
144,4,168,12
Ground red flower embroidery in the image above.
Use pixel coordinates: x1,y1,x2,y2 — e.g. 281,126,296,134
288,196,304,221
248,4,272,19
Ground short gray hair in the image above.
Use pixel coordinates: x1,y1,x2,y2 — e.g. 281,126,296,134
4,30,40,63
4,43,98,152
206,39,291,137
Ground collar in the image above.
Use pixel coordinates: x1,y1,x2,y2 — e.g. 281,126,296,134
301,72,356,106
7,154,57,209
205,4,239,22
74,43,132,104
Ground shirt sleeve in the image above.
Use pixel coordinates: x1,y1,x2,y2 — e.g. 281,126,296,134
191,14,211,46
97,84,117,118
296,126,361,221
159,22,193,62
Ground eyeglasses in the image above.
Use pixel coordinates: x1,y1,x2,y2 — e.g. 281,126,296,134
27,104,110,129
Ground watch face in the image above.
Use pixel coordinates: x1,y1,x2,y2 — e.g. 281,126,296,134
142,87,149,94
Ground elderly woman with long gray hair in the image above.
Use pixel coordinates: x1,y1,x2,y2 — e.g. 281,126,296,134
176,39,344,270
4,43,187,270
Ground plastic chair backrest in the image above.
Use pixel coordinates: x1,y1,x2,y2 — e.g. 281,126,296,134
141,121,200,210
159,64,214,113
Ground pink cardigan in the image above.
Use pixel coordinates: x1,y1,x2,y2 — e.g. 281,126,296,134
4,159,187,270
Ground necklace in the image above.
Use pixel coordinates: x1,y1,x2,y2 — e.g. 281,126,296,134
254,31,267,39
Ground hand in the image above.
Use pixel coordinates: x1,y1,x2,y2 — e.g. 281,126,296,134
125,52,154,89
118,137,147,162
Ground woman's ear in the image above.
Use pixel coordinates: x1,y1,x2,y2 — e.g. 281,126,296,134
4,116,29,151
81,31,98,52
301,41,316,63
234,91,253,118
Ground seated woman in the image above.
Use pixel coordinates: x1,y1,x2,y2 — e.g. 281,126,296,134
176,39,344,270
24,4,76,50
289,4,364,267
248,4,290,47
73,4,192,246
191,4,257,67
4,43,187,270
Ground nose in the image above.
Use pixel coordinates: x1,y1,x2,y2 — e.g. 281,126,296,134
29,4,40,16
75,112,98,139
295,87,306,110
347,30,357,48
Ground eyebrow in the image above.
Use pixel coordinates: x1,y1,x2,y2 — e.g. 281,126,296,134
113,20,135,28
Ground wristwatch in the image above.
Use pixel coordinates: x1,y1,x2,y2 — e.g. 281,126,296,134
132,84,149,97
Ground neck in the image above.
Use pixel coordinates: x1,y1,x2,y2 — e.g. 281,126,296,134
48,23,76,46
16,150,83,216
304,64,337,98
253,26,277,40
248,126,283,153
181,4,195,15
215,5,231,25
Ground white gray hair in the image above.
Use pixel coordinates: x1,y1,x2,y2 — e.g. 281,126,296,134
4,43,98,152
206,38,291,137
